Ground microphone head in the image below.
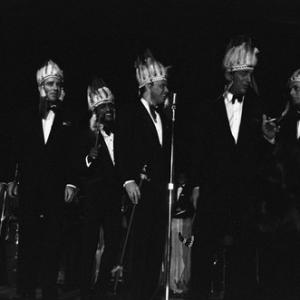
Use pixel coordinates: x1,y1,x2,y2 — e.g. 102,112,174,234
172,93,177,105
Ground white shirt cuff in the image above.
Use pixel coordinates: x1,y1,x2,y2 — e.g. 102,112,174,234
264,135,275,144
123,180,135,187
66,184,77,189
85,155,92,167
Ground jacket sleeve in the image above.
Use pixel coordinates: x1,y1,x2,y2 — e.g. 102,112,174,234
115,104,140,184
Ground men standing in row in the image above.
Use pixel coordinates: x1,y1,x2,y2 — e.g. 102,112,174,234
190,36,276,300
79,78,122,300
116,50,170,300
7,60,78,300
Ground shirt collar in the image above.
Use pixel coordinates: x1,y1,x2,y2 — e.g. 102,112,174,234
99,124,113,137
224,92,233,103
141,97,151,110
224,91,244,104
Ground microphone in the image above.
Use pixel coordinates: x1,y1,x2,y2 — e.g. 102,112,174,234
172,92,177,106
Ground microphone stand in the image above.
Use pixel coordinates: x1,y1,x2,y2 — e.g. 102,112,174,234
0,189,7,237
164,93,177,300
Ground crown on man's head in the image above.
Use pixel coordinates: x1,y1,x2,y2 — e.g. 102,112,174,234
135,49,168,88
87,77,114,111
223,36,259,72
36,60,63,86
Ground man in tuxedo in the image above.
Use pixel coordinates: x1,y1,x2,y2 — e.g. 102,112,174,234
7,60,78,300
190,36,276,300
79,78,122,300
274,69,300,201
115,50,170,300
263,69,300,299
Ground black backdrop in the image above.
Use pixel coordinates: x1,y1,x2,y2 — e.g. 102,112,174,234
3,0,300,151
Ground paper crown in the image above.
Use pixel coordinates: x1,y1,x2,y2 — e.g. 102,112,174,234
135,50,168,88
289,69,300,84
223,39,259,72
36,60,64,85
87,78,114,111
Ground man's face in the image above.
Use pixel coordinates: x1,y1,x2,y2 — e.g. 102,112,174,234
229,70,253,96
42,78,63,102
149,80,169,105
289,82,300,107
95,103,116,124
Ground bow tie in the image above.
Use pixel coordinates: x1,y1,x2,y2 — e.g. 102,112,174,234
231,95,243,104
149,105,160,122
48,105,57,112
295,110,300,120
102,126,114,136
40,104,57,119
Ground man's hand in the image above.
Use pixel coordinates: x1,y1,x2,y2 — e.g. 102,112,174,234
124,181,141,204
262,114,279,143
7,181,18,198
88,146,100,161
64,185,77,203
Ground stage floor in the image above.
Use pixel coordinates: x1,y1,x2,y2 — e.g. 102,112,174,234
0,286,195,300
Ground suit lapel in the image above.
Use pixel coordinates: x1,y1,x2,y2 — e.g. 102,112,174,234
99,132,115,167
236,98,248,146
138,101,162,148
215,99,236,146
89,130,115,168
45,112,60,146
289,111,299,140
34,113,46,146
237,96,260,147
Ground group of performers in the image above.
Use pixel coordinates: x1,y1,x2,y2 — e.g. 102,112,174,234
0,34,299,300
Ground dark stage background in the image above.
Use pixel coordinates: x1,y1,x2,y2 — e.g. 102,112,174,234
2,0,300,151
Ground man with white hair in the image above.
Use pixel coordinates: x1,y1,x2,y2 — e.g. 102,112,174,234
115,50,170,300
190,36,276,300
7,60,78,300
264,69,300,299
78,78,122,300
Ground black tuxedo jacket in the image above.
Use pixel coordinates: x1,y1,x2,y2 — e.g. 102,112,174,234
276,109,300,195
9,107,78,213
115,100,170,186
192,93,271,215
78,128,121,207
278,109,300,146
0,112,11,182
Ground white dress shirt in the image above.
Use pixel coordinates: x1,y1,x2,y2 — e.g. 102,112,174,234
224,92,244,144
42,110,76,189
86,127,115,167
177,184,184,200
297,121,300,139
140,98,163,146
123,98,163,187
101,128,115,165
42,110,55,144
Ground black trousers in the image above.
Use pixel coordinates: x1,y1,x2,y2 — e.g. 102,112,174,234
125,183,167,300
80,190,122,298
191,209,259,300
17,212,63,299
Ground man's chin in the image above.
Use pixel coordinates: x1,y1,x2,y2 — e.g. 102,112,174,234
103,118,114,124
292,99,300,107
47,97,59,102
